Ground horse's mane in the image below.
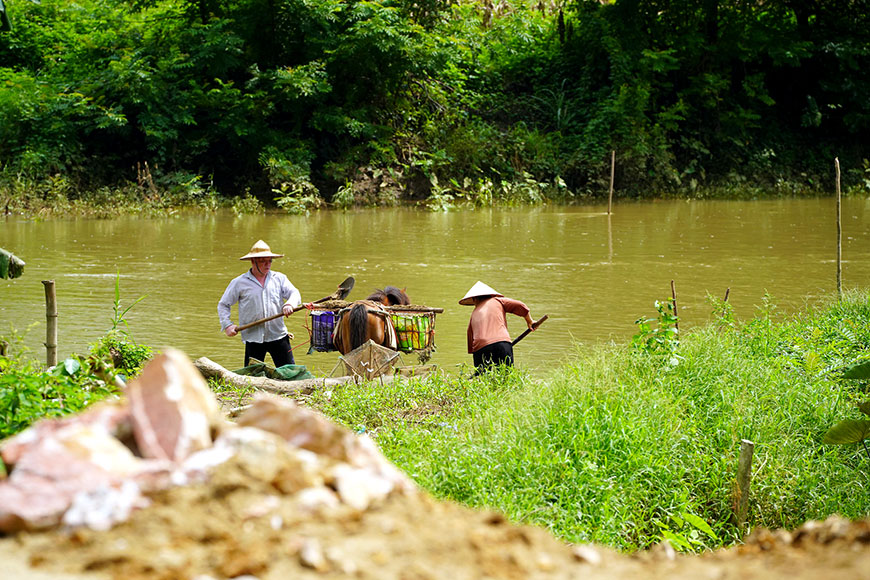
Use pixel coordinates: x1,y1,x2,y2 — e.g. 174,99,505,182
367,286,410,306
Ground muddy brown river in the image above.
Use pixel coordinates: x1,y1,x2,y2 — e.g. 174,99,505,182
2,198,870,376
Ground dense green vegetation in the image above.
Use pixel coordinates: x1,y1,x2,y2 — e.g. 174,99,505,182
306,290,870,551
0,273,151,440
1,0,869,212
0,331,150,440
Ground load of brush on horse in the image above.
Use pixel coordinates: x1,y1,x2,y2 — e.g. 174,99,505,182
306,286,443,373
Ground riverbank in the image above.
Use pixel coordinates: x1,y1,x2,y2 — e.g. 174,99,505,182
302,289,870,551
3,289,868,553
0,170,854,220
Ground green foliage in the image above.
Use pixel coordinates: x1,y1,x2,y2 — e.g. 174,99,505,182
708,293,736,329
1,0,869,207
656,510,720,552
207,377,256,410
632,299,680,362
822,355,870,460
422,175,453,212
108,271,147,336
0,345,121,440
332,180,355,210
272,182,324,215
229,191,264,215
0,274,155,441
307,290,870,552
88,271,153,376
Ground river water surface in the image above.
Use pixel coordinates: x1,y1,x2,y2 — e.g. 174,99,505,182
3,198,870,376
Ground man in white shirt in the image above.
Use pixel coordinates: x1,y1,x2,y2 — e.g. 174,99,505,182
218,240,302,367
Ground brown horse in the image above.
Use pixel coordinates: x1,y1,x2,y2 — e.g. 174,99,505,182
333,287,410,355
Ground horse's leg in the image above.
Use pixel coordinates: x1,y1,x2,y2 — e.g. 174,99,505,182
369,313,386,347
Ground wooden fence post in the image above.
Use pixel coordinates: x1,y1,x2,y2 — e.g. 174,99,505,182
608,150,615,215
835,157,842,298
734,439,755,532
42,280,58,367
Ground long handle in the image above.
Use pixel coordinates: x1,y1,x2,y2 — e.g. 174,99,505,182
233,276,355,333
236,305,303,332
511,314,548,346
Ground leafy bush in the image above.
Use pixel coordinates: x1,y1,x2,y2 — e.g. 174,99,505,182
0,347,121,440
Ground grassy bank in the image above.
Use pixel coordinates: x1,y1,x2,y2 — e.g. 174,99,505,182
305,290,870,551
3,288,869,552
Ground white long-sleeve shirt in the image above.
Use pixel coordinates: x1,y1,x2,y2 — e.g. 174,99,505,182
218,270,302,344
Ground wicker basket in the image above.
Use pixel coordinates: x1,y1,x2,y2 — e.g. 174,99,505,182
310,310,336,352
390,311,436,352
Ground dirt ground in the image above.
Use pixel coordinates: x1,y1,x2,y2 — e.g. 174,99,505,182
2,458,869,580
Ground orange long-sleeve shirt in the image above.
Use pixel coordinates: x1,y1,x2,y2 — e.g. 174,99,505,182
466,296,530,353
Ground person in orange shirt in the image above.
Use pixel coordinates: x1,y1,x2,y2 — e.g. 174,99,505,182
460,281,535,374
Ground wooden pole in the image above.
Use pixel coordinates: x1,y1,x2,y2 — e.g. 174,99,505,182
670,279,679,331
724,287,730,302
607,213,613,263
835,157,842,299
735,439,755,532
42,280,58,367
608,150,615,215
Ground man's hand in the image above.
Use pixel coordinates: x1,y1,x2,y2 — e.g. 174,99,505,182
282,304,296,317
224,325,238,337
525,314,536,331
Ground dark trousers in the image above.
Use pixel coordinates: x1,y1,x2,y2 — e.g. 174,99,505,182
472,341,514,373
244,335,294,367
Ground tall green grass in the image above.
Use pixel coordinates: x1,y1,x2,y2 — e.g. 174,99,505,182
308,290,870,551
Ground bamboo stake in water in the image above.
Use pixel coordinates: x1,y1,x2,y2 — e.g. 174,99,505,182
608,150,615,215
735,439,755,532
836,157,842,298
42,280,58,367
724,287,730,302
670,279,679,331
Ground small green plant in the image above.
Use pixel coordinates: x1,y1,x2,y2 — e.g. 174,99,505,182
632,299,681,363
230,190,264,215
0,346,121,439
109,270,147,335
823,359,870,460
423,175,453,212
655,511,719,552
90,271,152,376
273,181,323,215
708,292,735,328
332,180,355,210
207,377,256,409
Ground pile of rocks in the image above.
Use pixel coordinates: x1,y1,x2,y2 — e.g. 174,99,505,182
0,349,414,533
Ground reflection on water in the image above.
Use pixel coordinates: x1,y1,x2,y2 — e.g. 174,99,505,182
2,198,870,376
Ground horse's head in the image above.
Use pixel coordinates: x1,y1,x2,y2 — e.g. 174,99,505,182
367,286,411,306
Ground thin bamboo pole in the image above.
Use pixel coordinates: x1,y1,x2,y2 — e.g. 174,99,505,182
670,279,679,331
607,213,613,264
42,280,58,367
735,439,755,532
724,287,730,302
836,157,842,298
608,150,615,215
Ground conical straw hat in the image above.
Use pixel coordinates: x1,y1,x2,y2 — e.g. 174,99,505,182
239,240,284,260
459,281,503,305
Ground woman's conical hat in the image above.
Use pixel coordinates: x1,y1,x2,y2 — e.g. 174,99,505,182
459,281,503,305
240,240,284,260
